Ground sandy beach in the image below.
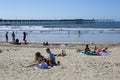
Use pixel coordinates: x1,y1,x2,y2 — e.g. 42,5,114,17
0,42,120,80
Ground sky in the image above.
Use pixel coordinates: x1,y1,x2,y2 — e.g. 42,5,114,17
0,0,120,20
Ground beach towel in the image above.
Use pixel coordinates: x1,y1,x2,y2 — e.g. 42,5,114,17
32,65,51,70
38,61,50,69
79,51,109,56
32,61,50,69
79,51,98,56
99,52,109,56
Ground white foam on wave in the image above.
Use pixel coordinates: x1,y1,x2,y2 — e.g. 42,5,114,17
0,26,120,32
0,26,50,31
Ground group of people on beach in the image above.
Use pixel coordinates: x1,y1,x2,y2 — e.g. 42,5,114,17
27,44,108,70
84,44,109,56
5,31,27,44
27,48,66,69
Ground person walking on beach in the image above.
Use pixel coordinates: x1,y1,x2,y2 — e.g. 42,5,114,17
12,32,15,42
5,32,8,42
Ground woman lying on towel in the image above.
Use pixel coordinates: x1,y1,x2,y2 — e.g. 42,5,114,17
27,52,50,69
96,47,109,56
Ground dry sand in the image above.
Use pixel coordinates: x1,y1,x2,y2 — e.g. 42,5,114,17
0,42,120,80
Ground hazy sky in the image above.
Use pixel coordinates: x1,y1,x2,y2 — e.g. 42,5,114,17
0,0,120,20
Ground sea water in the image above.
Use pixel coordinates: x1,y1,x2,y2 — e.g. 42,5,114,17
0,22,120,43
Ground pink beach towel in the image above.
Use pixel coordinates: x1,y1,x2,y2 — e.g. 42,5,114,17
99,52,109,56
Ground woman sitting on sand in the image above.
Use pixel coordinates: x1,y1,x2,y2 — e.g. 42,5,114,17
11,38,21,45
83,44,98,55
84,44,91,53
43,42,48,45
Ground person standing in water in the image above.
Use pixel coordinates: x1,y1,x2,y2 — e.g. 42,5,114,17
23,32,27,44
23,32,27,41
12,32,15,42
5,32,8,42
78,30,81,37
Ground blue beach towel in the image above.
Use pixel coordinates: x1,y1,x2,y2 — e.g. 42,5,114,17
79,51,98,56
38,62,50,69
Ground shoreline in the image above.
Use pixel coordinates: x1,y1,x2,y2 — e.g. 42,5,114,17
0,41,120,48
0,27,120,43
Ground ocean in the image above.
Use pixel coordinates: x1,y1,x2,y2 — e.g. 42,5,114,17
0,22,120,43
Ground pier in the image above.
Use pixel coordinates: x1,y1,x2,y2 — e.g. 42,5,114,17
94,19,114,23
0,19,95,26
